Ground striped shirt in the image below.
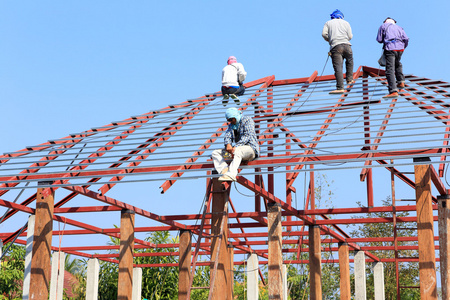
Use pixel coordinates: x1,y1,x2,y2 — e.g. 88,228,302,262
224,115,259,158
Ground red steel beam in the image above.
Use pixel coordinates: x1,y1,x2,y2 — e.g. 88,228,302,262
98,96,216,195
3,147,448,184
360,98,398,181
159,76,275,193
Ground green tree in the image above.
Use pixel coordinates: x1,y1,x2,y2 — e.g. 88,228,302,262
63,254,87,300
94,230,210,299
0,243,25,300
350,198,421,299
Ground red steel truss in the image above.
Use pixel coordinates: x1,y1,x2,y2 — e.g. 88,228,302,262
0,66,449,297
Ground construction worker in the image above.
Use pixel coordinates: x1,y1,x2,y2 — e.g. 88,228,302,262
212,107,259,182
221,56,247,106
376,17,409,98
322,9,355,94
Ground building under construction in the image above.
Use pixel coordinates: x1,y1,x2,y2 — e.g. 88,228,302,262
0,65,449,299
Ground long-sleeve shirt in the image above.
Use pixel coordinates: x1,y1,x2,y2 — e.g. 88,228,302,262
222,63,247,87
376,23,409,51
322,19,353,50
224,115,259,157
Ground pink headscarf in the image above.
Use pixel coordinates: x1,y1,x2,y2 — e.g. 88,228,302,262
227,56,237,65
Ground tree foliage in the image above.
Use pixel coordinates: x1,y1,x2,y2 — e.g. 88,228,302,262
0,243,25,300
350,198,421,299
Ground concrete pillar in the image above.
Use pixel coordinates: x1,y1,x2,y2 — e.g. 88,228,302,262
338,242,350,300
309,225,322,300
23,215,35,300
247,253,259,300
438,194,450,300
211,179,230,299
178,229,191,299
414,159,438,299
117,209,135,300
282,265,288,300
85,258,100,300
49,251,65,300
268,202,283,299
30,182,55,300
354,251,367,300
132,267,142,300
373,262,385,300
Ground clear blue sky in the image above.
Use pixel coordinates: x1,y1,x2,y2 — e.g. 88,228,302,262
0,0,449,271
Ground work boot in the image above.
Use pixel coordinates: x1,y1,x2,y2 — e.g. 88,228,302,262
347,80,355,84
222,94,230,106
329,89,345,94
230,94,240,105
382,92,399,98
397,82,405,89
218,174,235,182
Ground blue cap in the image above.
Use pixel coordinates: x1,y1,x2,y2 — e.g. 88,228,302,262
330,9,344,19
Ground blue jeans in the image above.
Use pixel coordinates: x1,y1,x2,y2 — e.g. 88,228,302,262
330,44,354,90
222,85,245,96
384,50,404,93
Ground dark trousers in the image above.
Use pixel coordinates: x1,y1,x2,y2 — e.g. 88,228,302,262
222,85,245,96
330,44,354,90
384,50,405,93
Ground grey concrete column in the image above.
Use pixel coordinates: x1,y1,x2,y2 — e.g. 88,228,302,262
49,251,65,300
132,267,143,300
354,251,367,300
282,264,288,300
22,215,35,300
247,253,259,300
373,262,385,300
85,258,100,300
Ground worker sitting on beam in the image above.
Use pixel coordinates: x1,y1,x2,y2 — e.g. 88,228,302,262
212,107,259,182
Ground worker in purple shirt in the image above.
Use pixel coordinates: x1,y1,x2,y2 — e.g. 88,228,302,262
376,17,409,98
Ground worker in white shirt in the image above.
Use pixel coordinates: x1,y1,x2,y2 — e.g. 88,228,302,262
221,56,247,106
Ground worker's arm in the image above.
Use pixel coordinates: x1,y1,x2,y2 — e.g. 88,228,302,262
322,23,329,41
238,63,247,83
224,126,233,148
401,28,409,49
347,23,353,41
226,144,234,154
376,25,384,44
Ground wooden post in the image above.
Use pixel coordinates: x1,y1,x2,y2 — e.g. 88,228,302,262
414,158,438,299
268,202,282,299
117,209,135,300
309,225,322,300
30,183,54,300
227,244,234,298
438,194,450,300
211,179,229,299
338,242,350,300
178,229,191,299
